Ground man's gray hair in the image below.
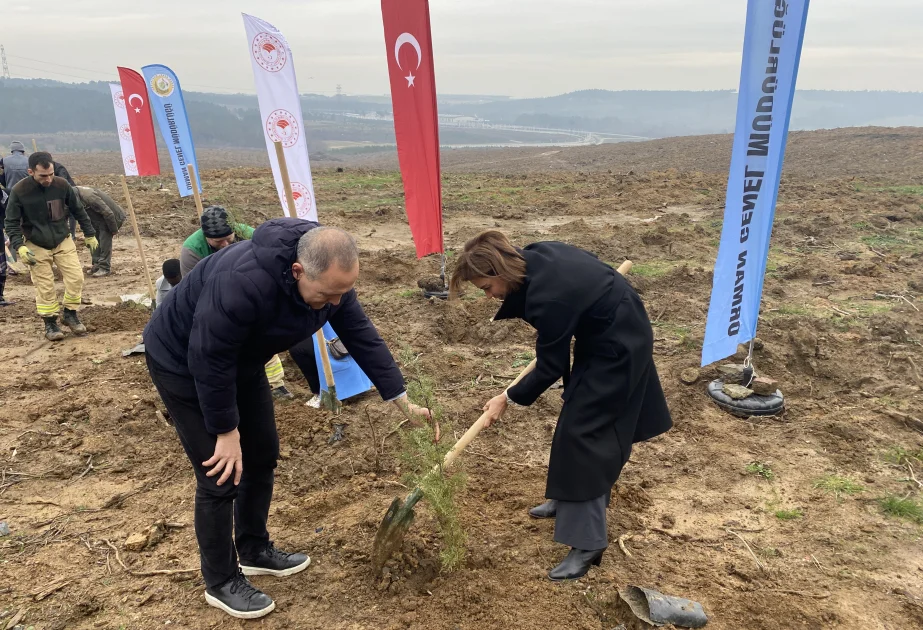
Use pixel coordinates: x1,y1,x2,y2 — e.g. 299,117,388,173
296,226,359,278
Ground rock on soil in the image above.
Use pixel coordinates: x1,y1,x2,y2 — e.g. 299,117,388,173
723,384,754,400
751,377,780,396
680,368,700,385
717,364,747,383
124,532,148,552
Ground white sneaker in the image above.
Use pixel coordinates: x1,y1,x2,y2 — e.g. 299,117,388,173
305,395,321,409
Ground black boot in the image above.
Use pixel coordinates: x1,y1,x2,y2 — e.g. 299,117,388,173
43,316,65,341
529,500,558,519
0,279,10,306
240,542,311,578
548,548,604,581
204,571,275,620
61,308,87,336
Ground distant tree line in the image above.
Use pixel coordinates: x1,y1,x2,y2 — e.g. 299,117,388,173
3,79,922,149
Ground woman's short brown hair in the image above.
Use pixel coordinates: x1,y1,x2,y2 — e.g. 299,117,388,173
449,230,527,298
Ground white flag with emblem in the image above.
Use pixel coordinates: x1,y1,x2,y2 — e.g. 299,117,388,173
242,13,318,221
109,83,140,177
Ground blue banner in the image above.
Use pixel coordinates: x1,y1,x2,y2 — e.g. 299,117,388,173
701,0,810,366
141,64,201,197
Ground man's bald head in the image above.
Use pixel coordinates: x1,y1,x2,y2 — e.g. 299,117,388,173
296,226,359,279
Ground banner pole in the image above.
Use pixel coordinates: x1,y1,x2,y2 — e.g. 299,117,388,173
274,139,340,411
187,164,205,215
119,175,157,301
273,141,298,217
31,139,38,153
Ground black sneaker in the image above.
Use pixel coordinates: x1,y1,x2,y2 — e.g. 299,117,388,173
204,571,275,620
271,385,294,401
61,308,87,336
240,543,311,578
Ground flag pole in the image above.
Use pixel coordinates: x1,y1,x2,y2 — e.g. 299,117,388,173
187,164,205,215
119,175,157,302
273,140,340,413
31,138,38,153
273,141,298,218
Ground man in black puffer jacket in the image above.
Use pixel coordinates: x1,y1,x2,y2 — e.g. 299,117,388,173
143,217,433,620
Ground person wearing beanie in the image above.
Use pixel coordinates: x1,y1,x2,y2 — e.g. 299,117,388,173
179,206,254,277
154,258,182,310
3,152,98,340
178,206,298,401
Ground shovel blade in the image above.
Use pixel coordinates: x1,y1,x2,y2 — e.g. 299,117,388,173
371,489,424,572
320,387,342,414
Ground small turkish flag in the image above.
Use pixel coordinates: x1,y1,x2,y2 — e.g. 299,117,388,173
381,0,443,258
117,67,161,177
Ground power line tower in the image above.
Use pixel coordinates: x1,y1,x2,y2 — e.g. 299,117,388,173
0,45,11,80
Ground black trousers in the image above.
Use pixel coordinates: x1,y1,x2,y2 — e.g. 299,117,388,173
0,225,7,292
146,354,279,588
89,216,113,272
288,337,320,395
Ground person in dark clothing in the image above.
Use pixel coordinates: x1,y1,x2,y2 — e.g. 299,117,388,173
1,142,33,275
74,186,126,276
48,162,80,239
451,231,673,582
143,218,433,619
0,141,30,191
0,188,10,306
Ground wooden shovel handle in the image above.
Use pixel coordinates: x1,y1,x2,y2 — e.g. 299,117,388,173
441,358,536,470
315,329,336,390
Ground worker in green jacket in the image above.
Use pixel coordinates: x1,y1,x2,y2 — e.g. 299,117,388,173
178,206,292,400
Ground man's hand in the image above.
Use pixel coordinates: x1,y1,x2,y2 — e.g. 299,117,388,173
17,246,37,265
85,236,99,253
392,395,440,442
482,392,509,428
203,428,243,486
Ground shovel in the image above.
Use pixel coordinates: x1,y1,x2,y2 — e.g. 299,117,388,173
315,328,342,414
372,358,537,571
371,259,634,571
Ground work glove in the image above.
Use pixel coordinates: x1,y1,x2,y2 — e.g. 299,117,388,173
85,236,99,253
17,245,37,266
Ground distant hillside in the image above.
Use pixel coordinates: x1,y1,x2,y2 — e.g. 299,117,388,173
445,89,923,137
1,79,921,151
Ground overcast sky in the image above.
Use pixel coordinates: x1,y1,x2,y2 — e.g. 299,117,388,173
5,0,922,97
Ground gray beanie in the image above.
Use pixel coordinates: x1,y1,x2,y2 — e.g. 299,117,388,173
201,205,233,239
10,141,25,153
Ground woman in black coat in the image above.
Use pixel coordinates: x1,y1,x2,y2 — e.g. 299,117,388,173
451,231,672,581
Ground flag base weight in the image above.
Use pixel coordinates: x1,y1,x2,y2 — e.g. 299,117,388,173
706,380,784,418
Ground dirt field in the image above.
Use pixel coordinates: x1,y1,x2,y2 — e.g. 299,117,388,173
2,127,922,629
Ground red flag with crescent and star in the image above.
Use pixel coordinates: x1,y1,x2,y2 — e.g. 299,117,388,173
381,0,443,258
116,67,161,177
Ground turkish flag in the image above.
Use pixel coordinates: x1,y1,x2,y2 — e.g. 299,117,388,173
117,67,161,177
381,0,443,258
